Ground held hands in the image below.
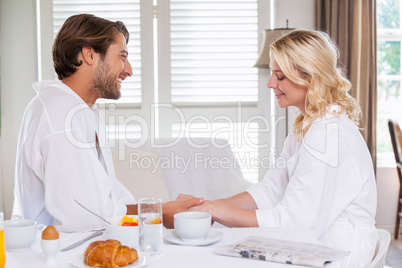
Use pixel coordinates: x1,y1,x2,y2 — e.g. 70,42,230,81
168,192,259,228
176,194,216,213
162,197,205,229
175,194,217,225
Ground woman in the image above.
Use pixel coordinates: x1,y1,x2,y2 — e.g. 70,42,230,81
183,29,377,267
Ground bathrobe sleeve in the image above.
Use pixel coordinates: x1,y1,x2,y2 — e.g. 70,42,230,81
246,131,295,209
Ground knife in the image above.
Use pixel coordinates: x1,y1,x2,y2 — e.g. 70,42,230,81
60,230,103,252
74,199,112,225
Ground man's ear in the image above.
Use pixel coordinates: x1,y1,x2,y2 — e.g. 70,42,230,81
81,47,96,65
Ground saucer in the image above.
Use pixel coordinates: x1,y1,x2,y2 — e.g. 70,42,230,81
70,252,148,268
164,229,223,246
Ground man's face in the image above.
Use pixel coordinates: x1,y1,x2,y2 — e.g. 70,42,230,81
91,33,132,100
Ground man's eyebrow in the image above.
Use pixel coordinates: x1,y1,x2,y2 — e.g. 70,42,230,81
121,50,128,55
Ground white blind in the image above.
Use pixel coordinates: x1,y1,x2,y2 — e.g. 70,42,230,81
169,0,259,104
52,0,142,104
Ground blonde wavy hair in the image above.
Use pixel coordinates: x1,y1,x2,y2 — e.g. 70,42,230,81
270,29,361,141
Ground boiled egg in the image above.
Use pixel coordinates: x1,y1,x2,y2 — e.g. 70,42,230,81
42,225,59,240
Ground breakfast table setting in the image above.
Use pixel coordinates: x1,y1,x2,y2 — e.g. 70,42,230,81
6,226,325,268
2,198,349,268
4,215,347,268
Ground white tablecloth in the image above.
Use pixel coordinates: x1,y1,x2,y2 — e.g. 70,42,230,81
5,227,326,268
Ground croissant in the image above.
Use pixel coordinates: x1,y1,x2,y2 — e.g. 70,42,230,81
84,239,138,268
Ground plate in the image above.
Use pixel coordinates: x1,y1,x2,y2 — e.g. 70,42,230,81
164,229,223,246
70,251,148,268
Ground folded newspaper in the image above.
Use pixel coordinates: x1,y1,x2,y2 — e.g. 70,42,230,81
214,236,350,267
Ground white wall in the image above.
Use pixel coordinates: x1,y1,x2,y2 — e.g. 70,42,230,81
0,0,37,219
275,0,314,29
0,0,398,234
376,166,400,233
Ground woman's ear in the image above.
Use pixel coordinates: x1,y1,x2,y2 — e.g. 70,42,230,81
81,47,95,65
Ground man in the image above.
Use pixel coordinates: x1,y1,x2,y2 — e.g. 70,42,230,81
14,14,202,232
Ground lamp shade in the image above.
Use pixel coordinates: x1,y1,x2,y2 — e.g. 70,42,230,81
254,28,294,68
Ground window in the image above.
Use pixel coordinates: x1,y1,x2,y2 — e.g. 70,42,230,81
168,0,259,104
44,0,273,183
377,0,402,164
52,0,142,104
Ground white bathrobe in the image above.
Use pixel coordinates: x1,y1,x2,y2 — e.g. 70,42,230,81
247,108,377,267
14,80,136,232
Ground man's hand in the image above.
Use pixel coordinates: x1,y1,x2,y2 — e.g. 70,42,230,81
162,197,204,229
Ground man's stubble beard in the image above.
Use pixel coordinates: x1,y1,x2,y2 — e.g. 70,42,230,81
91,58,121,100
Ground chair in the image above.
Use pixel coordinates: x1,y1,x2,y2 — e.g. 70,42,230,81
113,137,252,201
388,119,402,239
111,149,170,203
367,229,391,268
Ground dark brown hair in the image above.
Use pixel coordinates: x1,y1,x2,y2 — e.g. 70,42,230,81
52,13,129,80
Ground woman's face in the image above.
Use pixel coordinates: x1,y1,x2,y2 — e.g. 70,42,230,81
267,55,308,114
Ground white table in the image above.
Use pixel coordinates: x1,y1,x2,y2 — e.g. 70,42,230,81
6,227,325,268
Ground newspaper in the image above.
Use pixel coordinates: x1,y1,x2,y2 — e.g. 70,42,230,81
214,236,350,267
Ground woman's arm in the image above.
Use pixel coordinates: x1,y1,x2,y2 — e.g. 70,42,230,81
189,192,259,227
177,192,258,210
215,191,258,210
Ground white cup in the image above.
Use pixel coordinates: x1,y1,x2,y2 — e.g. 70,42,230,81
4,219,43,251
174,212,211,242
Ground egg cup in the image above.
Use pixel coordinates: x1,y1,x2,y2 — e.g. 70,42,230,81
41,239,60,265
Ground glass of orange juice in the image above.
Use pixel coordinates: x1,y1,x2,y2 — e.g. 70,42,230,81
0,212,5,268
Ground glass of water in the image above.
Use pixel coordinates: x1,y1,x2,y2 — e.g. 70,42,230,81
138,198,163,256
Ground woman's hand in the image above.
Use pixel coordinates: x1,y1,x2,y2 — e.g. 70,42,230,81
190,199,258,228
171,192,259,228
188,200,216,214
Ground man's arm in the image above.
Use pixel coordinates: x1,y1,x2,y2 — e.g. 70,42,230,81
126,197,204,229
126,204,138,215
